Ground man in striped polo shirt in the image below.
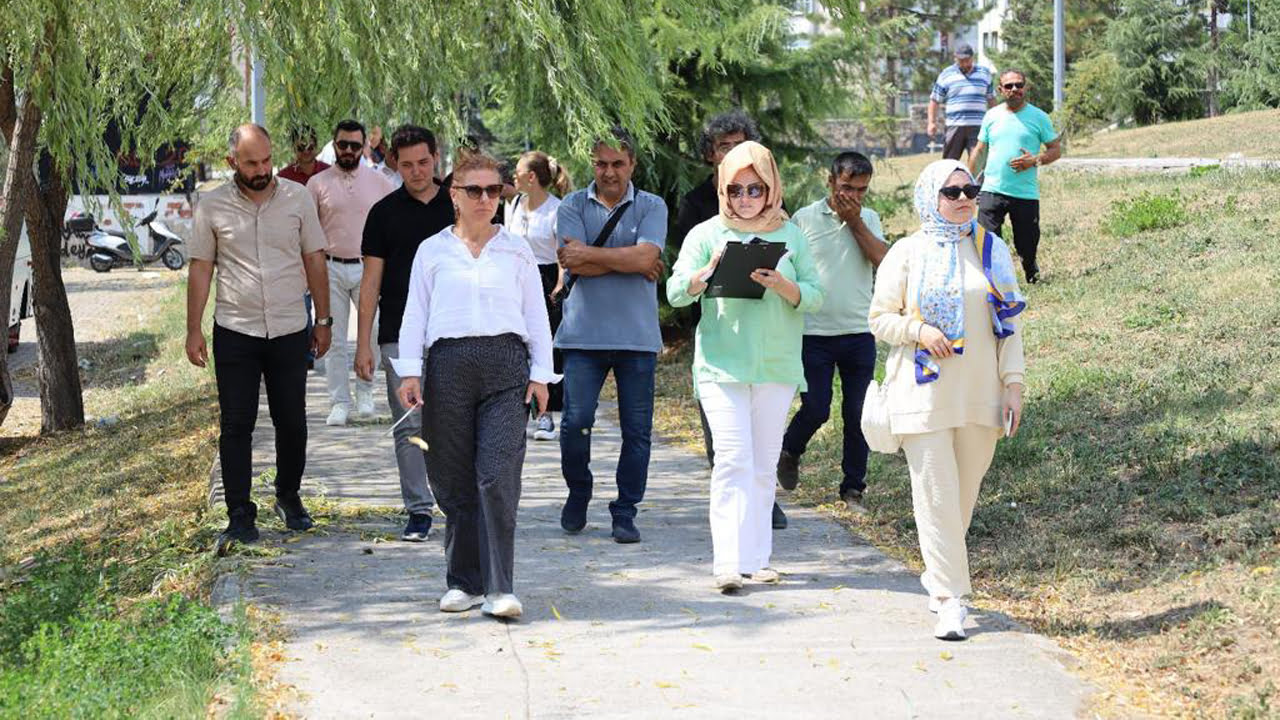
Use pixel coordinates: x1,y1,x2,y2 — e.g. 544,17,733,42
927,43,995,161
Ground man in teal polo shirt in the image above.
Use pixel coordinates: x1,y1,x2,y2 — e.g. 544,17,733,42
777,152,887,508
969,69,1062,284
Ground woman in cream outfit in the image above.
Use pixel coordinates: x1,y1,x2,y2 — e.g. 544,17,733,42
868,159,1027,640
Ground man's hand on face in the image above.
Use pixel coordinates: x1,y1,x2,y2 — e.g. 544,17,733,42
831,191,864,225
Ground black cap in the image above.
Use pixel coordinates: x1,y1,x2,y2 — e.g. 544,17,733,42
954,43,975,59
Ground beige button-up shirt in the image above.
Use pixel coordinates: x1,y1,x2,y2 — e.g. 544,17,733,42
189,178,326,338
307,164,396,259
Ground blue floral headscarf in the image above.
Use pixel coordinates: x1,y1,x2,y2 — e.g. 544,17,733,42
912,160,1027,384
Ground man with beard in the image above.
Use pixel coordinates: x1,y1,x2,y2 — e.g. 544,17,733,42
186,123,332,546
968,69,1062,284
354,125,454,542
309,119,397,426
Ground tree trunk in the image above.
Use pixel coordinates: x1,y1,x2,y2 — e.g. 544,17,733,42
1207,1,1219,118
25,159,83,432
0,98,41,428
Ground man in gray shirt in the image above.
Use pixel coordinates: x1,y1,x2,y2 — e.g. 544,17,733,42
555,126,667,545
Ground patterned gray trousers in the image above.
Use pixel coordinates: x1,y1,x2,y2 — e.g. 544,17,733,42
423,334,529,596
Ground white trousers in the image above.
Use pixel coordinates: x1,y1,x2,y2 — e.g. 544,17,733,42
326,259,378,408
698,381,796,576
900,424,1001,599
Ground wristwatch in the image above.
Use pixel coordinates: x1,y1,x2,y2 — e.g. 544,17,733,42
315,316,334,327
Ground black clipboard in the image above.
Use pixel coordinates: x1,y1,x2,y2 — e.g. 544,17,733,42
704,238,788,299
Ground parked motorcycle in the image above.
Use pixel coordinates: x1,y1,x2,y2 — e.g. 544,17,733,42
84,203,185,272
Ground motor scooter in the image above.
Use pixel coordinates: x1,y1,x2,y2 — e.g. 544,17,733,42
84,202,185,272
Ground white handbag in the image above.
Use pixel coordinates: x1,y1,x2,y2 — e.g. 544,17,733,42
860,349,904,454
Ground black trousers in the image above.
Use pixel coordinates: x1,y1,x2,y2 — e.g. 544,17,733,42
536,262,564,414
213,324,309,514
978,191,1041,277
424,334,529,596
942,125,980,161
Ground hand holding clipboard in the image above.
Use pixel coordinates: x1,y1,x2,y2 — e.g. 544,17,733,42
701,238,790,300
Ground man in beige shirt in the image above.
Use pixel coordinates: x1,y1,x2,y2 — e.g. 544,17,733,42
308,119,396,426
187,123,333,548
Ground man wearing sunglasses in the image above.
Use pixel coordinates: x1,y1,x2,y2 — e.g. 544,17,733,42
927,43,996,161
555,126,668,545
968,69,1062,284
308,119,397,426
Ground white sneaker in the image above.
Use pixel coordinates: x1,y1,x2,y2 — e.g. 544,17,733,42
934,598,968,641
482,593,523,618
326,404,350,426
438,589,483,613
355,390,375,418
532,414,557,441
714,573,744,592
751,567,781,584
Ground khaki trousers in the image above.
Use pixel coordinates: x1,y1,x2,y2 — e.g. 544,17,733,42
900,424,1001,599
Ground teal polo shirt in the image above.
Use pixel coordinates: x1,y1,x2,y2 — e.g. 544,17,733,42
791,198,885,336
978,103,1058,200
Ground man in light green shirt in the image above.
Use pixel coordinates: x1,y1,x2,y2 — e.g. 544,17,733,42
778,152,887,507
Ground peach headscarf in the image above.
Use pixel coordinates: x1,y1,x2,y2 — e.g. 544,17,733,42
717,141,787,234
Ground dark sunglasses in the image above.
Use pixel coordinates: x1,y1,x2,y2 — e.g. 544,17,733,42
294,142,316,153
939,183,981,200
726,183,767,199
1002,82,1026,90
335,140,364,152
455,184,504,200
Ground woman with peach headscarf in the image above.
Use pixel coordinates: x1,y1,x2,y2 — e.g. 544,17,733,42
667,141,824,592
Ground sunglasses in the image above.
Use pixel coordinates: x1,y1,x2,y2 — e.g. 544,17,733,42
455,184,504,200
939,183,981,200
1002,82,1026,90
335,140,364,152
726,183,767,199
295,143,316,153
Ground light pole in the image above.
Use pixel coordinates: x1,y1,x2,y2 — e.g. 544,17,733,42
1053,0,1065,109
250,54,266,127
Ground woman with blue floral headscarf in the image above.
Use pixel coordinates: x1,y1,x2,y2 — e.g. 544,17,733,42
868,159,1027,642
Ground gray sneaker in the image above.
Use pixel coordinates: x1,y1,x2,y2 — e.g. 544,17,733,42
532,414,557,441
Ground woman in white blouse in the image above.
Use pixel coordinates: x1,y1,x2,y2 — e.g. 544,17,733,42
395,150,558,620
506,150,572,441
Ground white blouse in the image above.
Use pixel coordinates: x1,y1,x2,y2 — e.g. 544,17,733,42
392,226,559,384
505,193,561,265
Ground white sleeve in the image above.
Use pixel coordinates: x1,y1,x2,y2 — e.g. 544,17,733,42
393,246,432,378
520,254,559,384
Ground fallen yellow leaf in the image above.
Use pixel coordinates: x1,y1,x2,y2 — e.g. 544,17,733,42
692,643,713,651
940,651,954,661
551,605,563,620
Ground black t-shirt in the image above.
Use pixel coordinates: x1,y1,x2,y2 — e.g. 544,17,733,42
361,182,455,345
673,175,718,246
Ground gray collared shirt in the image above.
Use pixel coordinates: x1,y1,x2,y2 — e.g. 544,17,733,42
189,178,326,338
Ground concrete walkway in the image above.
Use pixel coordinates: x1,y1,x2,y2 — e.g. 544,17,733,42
215,368,1093,719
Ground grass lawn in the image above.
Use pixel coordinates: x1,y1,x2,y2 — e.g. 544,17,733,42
1070,109,1280,159
654,165,1280,718
0,281,261,718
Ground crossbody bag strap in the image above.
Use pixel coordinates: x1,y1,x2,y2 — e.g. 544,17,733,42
561,199,634,297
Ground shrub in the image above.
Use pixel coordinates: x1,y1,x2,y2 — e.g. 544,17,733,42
1104,191,1189,237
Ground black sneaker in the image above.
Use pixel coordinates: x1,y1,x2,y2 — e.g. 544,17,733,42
274,494,315,531
561,495,589,534
402,513,432,542
772,502,788,530
611,516,641,544
841,488,865,509
777,450,800,491
1025,262,1041,285
217,504,259,554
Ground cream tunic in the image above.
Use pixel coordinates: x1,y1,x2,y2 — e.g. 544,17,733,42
868,231,1026,435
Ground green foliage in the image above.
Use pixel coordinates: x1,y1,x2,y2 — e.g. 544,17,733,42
0,549,246,718
1104,190,1189,237
1223,0,1280,110
992,0,1116,113
1106,0,1205,124
1059,51,1122,137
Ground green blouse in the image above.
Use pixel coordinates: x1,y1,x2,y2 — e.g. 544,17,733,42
667,216,824,392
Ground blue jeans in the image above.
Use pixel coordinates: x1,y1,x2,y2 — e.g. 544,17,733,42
781,333,876,494
559,349,656,520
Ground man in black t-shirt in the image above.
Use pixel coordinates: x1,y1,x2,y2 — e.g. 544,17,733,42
355,125,455,542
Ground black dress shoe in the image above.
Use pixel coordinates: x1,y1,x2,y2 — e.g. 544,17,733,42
611,517,641,544
772,502,788,530
777,450,800,491
217,504,259,554
840,488,865,508
561,496,588,534
274,494,315,531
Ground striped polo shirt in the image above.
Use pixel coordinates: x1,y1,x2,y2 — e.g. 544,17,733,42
930,64,994,127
